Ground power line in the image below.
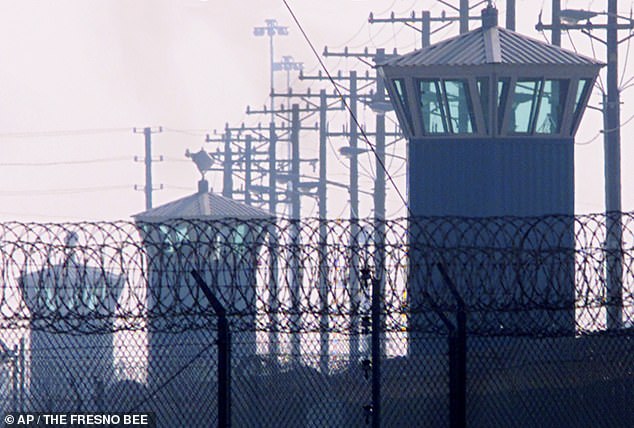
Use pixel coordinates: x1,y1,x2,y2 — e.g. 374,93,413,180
0,157,129,167
0,128,130,139
0,185,131,196
282,0,411,215
162,127,209,137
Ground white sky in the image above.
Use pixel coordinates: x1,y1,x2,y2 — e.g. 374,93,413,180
0,0,631,222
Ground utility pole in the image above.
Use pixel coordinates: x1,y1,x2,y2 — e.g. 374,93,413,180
318,89,329,374
266,87,356,372
552,0,561,46
245,134,253,206
348,70,361,361
244,105,320,213
370,0,517,46
289,103,302,364
506,0,516,31
313,47,403,360
267,120,280,364
206,126,273,205
605,0,623,329
373,49,388,356
223,128,233,198
133,126,163,211
241,103,322,364
536,1,634,328
460,0,470,33
204,124,233,198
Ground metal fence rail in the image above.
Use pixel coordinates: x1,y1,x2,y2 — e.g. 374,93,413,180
0,214,632,427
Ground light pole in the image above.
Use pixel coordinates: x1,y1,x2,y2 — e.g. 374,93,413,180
274,55,303,91
253,19,289,123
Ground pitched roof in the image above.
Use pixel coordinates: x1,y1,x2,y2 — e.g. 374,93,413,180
134,188,273,221
382,25,603,68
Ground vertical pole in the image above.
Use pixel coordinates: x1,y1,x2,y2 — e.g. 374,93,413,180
349,70,360,363
422,11,431,47
269,122,278,214
350,71,359,223
245,135,253,206
143,127,153,210
135,126,162,210
374,49,387,357
449,308,467,428
290,104,302,363
19,337,25,412
269,31,275,124
318,90,329,374
374,50,386,219
268,122,279,361
551,0,561,46
291,104,301,221
506,0,516,31
217,316,232,428
223,127,233,198
459,0,469,34
11,345,17,411
371,276,382,428
191,271,232,428
438,264,467,428
605,0,623,329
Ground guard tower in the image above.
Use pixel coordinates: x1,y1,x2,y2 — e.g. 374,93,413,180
19,233,124,411
133,150,272,426
379,5,602,334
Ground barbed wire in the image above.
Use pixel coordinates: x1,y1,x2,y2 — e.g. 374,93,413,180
0,214,633,336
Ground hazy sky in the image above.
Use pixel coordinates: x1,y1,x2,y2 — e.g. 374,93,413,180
0,0,631,222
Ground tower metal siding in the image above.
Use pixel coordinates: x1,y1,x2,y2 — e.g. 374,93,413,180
408,137,576,334
409,137,574,218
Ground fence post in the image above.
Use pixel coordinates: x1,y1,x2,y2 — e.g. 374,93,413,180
191,270,232,428
437,264,466,428
448,304,466,428
11,344,18,412
19,338,25,413
371,275,382,428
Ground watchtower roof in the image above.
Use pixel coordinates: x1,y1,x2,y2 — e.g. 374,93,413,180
134,183,273,222
381,25,602,68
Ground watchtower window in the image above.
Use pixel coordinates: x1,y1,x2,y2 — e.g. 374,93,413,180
420,80,448,134
477,77,490,134
510,79,541,133
571,78,592,133
507,78,570,135
536,80,569,134
418,79,476,135
392,79,414,134
497,78,510,134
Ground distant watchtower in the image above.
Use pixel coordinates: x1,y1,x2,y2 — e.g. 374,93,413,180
20,233,123,411
134,156,272,426
379,5,602,333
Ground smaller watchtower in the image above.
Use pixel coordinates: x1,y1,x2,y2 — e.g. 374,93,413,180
20,233,123,411
134,150,272,426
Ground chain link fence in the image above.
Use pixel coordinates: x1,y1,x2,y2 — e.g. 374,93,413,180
0,215,632,426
